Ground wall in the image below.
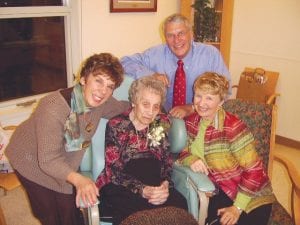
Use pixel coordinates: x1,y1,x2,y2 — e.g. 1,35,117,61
81,1,179,59
230,0,300,142
81,0,300,142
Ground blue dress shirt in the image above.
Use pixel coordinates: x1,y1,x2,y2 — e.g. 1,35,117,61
121,41,231,111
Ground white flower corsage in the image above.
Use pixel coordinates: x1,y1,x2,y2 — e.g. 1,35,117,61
147,125,165,147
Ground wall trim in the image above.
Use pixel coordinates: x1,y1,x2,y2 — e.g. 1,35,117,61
276,135,300,150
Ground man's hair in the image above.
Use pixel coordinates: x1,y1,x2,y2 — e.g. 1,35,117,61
162,13,192,34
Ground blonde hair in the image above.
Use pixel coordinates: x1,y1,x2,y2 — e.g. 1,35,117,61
129,76,166,105
193,72,229,101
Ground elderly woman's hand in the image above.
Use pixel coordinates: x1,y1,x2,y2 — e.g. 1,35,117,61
218,206,242,225
142,180,169,205
190,159,209,175
67,172,99,207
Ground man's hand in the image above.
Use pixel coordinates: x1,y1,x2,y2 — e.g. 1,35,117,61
152,73,170,87
169,104,194,119
190,159,209,175
218,206,242,225
142,180,169,205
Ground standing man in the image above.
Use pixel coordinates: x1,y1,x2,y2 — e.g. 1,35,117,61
121,13,231,118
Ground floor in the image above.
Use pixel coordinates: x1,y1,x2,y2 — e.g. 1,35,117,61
0,143,299,225
272,143,300,215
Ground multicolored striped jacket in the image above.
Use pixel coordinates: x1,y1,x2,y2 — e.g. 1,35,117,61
179,108,275,212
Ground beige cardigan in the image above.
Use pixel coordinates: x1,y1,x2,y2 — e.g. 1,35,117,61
6,88,129,194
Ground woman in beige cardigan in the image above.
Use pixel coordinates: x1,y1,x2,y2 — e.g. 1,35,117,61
6,53,129,225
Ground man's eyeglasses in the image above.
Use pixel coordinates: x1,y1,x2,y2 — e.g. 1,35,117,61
165,30,188,40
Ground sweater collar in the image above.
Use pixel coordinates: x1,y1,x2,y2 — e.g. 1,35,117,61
210,107,226,131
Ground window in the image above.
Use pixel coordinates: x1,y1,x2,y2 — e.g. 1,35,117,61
0,0,81,125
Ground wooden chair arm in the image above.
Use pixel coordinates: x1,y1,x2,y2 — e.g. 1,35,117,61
0,173,21,192
2,126,17,131
266,93,280,105
274,154,300,225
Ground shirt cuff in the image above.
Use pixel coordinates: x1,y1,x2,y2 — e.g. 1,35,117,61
233,192,252,211
181,155,200,167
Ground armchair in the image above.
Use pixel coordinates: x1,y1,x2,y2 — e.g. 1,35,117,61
223,99,294,225
233,67,280,104
79,76,215,225
171,99,295,225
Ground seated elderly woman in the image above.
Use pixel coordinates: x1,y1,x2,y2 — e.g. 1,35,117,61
179,72,276,225
96,76,188,225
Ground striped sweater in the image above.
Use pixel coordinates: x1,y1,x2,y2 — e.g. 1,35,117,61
179,108,275,212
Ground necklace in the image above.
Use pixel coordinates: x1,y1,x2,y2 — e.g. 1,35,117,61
134,125,149,150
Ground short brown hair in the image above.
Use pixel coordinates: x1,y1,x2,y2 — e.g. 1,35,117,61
78,53,124,88
193,72,229,101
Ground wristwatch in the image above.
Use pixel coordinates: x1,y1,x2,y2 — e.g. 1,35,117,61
235,206,243,214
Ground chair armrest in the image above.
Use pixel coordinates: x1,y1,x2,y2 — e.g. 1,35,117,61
80,204,100,225
266,93,280,105
169,118,187,154
172,162,215,222
274,154,300,225
173,162,215,192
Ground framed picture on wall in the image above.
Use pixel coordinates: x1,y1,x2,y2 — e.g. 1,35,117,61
110,0,157,12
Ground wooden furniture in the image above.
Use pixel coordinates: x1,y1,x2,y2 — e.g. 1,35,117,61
180,0,234,67
223,100,294,225
0,172,22,225
0,173,21,193
233,67,280,104
274,148,300,225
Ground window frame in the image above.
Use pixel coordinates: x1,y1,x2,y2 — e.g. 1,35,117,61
0,1,82,125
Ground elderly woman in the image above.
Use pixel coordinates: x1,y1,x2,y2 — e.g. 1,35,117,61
6,53,129,225
96,76,188,225
179,72,275,225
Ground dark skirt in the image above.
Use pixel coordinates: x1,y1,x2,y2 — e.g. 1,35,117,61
99,158,188,225
206,188,272,225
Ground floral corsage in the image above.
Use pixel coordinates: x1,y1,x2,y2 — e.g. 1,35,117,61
147,118,169,147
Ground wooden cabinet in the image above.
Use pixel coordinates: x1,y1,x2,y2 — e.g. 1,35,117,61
180,0,234,66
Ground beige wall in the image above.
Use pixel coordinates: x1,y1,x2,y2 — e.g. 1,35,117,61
81,0,179,59
230,0,300,141
81,0,300,142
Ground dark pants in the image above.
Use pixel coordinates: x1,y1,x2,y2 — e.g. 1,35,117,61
100,183,188,225
99,158,188,225
15,170,83,225
207,188,272,225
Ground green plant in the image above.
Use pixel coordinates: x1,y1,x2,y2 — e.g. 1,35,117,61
192,0,221,42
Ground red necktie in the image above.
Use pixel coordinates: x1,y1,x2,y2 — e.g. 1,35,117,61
173,60,186,107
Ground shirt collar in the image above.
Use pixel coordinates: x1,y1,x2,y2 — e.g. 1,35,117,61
210,107,226,131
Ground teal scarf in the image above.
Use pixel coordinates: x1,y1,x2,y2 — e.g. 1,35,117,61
64,84,91,152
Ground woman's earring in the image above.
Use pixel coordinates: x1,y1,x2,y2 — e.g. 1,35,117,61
80,77,85,85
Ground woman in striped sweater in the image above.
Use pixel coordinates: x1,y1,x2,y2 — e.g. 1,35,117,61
179,72,275,225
